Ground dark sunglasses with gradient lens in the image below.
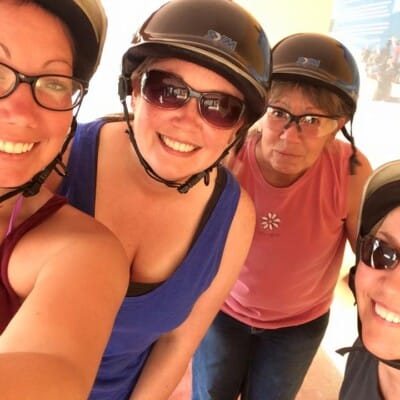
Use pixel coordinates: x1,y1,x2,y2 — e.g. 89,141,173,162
359,234,400,270
140,70,246,129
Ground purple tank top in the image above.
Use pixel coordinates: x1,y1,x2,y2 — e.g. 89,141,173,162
59,120,240,399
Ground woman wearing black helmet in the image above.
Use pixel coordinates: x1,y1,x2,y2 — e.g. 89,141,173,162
0,1,129,399
49,0,271,398
193,32,372,400
338,160,400,400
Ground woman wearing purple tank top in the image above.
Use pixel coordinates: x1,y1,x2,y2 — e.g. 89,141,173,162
0,2,129,399
49,1,272,398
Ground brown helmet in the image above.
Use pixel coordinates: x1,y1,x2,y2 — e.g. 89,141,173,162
120,0,271,124
35,0,107,82
272,33,359,114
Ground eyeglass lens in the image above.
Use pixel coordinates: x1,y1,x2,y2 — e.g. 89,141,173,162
140,70,245,129
0,62,85,111
265,105,338,136
360,235,400,270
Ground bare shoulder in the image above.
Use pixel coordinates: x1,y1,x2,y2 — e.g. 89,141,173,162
100,119,127,138
234,185,256,232
10,201,129,297
45,203,128,274
217,185,255,277
3,202,129,395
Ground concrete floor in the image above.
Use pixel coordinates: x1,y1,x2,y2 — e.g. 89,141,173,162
169,258,358,400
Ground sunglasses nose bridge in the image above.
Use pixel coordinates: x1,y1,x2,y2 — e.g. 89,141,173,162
185,87,205,117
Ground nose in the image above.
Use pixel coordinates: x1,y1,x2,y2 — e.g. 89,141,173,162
0,82,39,124
279,120,302,142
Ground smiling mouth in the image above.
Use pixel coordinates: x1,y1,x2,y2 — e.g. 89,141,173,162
375,302,400,324
0,139,34,154
160,134,198,153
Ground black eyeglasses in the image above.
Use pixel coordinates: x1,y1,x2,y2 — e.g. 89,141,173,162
140,69,246,129
359,234,400,270
265,105,340,137
0,62,87,111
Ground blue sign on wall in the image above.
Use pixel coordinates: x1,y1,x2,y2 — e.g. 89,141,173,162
331,0,400,52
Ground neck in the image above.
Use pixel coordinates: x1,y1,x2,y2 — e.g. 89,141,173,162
379,361,400,399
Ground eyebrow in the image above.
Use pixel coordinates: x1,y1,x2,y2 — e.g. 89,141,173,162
377,231,400,249
0,42,11,58
269,103,323,115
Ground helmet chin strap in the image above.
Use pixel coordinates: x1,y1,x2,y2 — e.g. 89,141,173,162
0,117,77,204
120,96,241,194
341,121,361,175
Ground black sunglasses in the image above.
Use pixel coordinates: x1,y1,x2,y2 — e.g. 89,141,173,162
359,234,400,270
140,69,246,129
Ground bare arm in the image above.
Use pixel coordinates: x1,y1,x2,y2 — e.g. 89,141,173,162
0,216,129,399
129,188,256,400
345,149,372,250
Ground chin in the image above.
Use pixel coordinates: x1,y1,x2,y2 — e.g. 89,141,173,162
363,329,400,360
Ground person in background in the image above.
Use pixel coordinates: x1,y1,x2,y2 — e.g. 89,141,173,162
192,32,372,400
339,160,400,400
48,0,271,398
0,1,129,399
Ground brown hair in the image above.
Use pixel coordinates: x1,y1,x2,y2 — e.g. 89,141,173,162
270,79,353,120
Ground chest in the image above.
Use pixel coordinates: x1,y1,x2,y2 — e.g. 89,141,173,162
95,185,206,283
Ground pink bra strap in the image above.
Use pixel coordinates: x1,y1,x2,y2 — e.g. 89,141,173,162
6,194,23,237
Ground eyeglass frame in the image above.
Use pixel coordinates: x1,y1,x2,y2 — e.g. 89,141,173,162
139,69,246,129
265,104,341,137
0,61,88,111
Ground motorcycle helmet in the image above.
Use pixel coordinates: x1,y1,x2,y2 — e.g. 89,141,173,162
121,0,271,124
271,32,359,114
35,0,107,82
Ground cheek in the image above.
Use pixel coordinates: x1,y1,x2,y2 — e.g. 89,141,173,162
355,265,375,312
45,113,73,142
304,138,329,161
260,129,279,149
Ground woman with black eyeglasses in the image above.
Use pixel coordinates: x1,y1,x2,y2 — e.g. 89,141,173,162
192,33,373,400
339,160,400,400
0,1,130,399
47,0,271,398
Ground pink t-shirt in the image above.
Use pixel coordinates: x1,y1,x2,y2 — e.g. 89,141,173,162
222,134,351,329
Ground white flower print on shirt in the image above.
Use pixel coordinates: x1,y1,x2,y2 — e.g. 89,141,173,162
261,212,281,230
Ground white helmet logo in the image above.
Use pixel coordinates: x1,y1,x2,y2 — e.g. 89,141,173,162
296,57,320,68
205,30,237,52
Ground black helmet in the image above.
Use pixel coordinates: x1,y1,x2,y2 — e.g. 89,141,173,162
272,33,359,114
35,0,107,82
121,0,271,124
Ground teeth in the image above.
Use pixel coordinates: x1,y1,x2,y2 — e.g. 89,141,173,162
375,303,400,323
0,140,34,154
161,135,196,153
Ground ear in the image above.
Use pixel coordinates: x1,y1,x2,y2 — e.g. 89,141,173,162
327,116,347,142
336,117,348,132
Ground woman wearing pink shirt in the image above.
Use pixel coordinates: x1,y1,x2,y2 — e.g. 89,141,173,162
193,33,372,400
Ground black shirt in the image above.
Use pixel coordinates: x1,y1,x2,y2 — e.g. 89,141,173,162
339,338,382,400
